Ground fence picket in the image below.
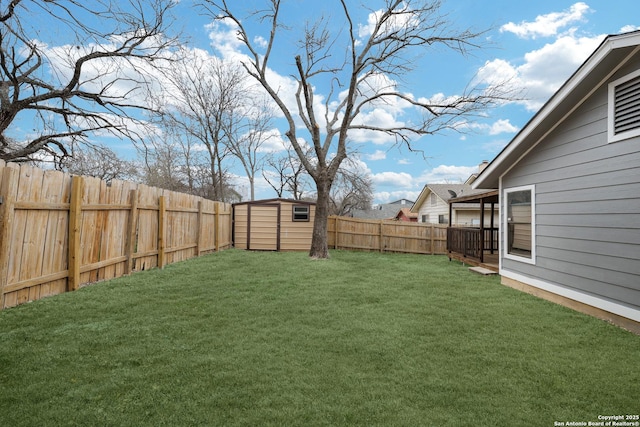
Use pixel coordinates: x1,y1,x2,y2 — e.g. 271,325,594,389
158,195,167,269
125,189,139,275
328,215,447,255
0,161,233,310
68,176,83,292
0,165,19,309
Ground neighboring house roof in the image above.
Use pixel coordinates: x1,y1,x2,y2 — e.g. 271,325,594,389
388,199,415,205
394,208,418,220
464,161,489,185
352,200,415,220
352,203,402,220
473,30,640,190
410,183,492,212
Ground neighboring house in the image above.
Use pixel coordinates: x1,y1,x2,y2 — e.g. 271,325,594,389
394,208,418,222
473,31,640,332
352,199,414,220
464,160,489,185
411,180,498,226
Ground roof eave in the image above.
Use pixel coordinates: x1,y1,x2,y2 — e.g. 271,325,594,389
472,31,640,191
410,186,431,213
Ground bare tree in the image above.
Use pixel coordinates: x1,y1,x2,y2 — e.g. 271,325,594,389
223,96,276,200
200,0,513,258
140,135,191,193
152,51,256,202
60,143,138,182
0,0,178,164
138,123,239,200
262,155,289,199
262,143,313,200
329,162,374,216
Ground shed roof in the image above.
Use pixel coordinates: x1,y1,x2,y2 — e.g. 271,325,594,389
232,198,316,207
473,30,640,190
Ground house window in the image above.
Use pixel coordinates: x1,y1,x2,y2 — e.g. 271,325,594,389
292,205,310,222
430,193,437,206
438,214,447,224
608,69,640,143
504,186,535,264
421,215,428,223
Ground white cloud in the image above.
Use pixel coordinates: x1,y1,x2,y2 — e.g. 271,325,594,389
620,25,640,33
357,5,418,40
349,108,406,144
477,33,605,111
253,36,268,49
489,119,519,135
256,129,289,153
455,118,519,136
366,150,387,161
375,190,421,204
206,18,246,59
370,163,482,204
417,164,477,184
397,158,411,165
500,2,591,39
340,156,373,175
44,39,166,108
371,171,415,188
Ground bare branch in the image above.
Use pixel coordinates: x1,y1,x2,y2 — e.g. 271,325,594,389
197,0,516,258
0,0,178,163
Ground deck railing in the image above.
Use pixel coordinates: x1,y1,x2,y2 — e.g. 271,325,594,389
446,227,499,263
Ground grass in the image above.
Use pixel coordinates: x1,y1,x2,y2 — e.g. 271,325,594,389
0,250,638,426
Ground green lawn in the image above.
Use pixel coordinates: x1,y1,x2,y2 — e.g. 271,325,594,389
0,250,638,426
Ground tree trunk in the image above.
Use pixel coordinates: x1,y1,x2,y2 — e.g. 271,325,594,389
309,179,331,259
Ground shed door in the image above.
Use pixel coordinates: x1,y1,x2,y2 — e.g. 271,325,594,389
248,204,280,251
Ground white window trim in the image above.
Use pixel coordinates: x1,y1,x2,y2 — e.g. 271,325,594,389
608,68,640,143
503,185,536,265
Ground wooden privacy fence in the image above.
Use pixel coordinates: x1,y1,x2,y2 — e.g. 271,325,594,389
0,160,232,310
328,216,447,255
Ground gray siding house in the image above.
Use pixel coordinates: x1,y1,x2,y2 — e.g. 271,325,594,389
473,31,640,332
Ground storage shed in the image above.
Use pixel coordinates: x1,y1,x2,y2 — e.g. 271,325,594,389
233,199,316,251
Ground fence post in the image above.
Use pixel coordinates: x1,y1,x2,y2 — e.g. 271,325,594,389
68,175,84,292
379,220,384,253
430,224,435,255
158,196,166,269
334,217,339,249
0,165,19,309
196,200,203,256
125,189,139,274
214,202,219,252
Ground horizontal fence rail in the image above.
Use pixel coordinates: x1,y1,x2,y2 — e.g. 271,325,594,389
328,216,448,255
0,160,232,309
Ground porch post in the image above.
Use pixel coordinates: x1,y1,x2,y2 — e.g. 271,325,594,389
448,200,453,260
479,197,485,263
490,202,496,254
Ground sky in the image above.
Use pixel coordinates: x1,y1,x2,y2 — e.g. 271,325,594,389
172,0,639,203
19,0,640,203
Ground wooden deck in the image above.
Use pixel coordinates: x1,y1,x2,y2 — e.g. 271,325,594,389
446,226,499,272
448,251,499,272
